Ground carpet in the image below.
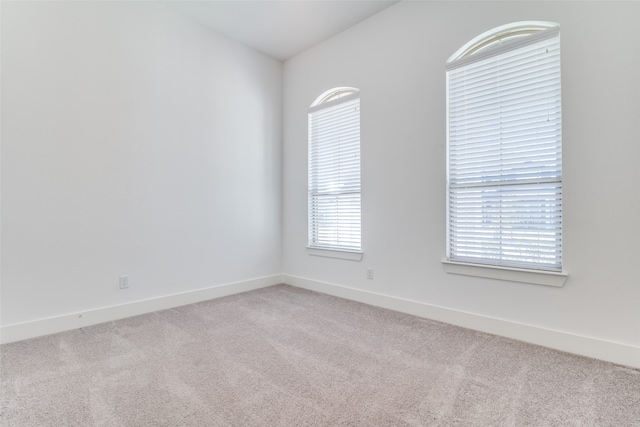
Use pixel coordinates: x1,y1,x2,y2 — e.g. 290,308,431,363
1,284,639,426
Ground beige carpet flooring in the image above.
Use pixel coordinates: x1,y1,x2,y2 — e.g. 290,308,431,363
1,284,639,426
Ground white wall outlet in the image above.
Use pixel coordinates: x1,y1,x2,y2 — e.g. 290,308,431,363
366,268,374,280
119,275,129,289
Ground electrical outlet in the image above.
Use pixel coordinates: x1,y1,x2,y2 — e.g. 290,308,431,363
366,268,374,280
119,275,129,289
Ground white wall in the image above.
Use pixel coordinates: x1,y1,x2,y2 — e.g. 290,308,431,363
1,2,282,328
2,0,639,366
283,1,640,362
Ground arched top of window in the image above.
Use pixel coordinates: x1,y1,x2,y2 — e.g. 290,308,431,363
447,21,559,64
311,87,359,108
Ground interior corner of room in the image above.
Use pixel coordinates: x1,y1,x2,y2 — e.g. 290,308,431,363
1,0,639,373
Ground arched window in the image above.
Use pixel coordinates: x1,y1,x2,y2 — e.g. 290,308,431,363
308,87,361,253
448,21,559,60
446,23,563,273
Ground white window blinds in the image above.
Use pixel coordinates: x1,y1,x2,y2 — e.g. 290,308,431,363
308,91,361,251
446,27,562,271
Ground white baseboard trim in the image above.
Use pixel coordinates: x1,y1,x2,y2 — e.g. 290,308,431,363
1,275,283,344
283,274,640,369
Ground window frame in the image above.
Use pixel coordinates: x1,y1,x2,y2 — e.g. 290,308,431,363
444,22,567,286
307,87,363,261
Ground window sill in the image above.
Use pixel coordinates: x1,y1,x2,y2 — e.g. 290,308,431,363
306,247,363,261
442,260,567,287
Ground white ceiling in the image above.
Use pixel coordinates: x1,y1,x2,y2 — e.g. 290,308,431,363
160,0,400,61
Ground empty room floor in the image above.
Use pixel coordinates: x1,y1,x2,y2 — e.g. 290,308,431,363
1,285,639,426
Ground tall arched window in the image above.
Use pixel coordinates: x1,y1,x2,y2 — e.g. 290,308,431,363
308,87,361,253
446,22,563,273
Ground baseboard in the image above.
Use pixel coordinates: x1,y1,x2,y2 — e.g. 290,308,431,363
283,274,640,369
6,273,638,369
0,274,283,344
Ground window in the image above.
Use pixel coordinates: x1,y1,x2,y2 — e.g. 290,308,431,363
308,87,361,255
446,23,563,273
